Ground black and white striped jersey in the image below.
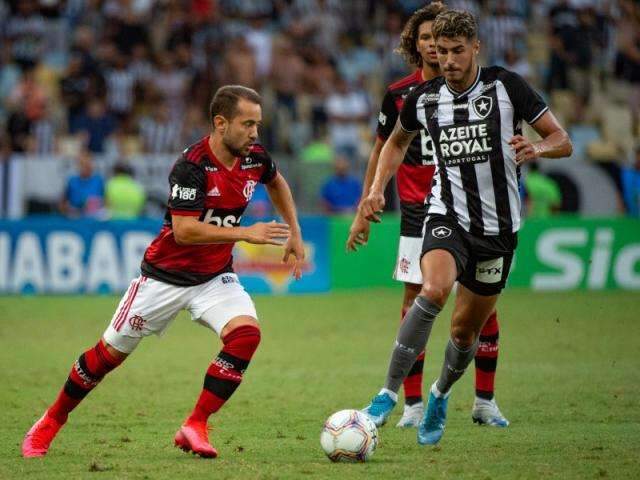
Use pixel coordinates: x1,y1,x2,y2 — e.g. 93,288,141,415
399,66,548,236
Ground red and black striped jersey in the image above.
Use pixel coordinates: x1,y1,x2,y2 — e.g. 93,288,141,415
142,136,277,286
376,69,436,205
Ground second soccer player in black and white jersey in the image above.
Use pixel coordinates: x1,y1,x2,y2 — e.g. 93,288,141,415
360,10,572,445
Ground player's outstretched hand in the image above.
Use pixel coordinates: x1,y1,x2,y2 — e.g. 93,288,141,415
346,212,370,252
508,135,540,165
283,234,305,280
245,221,290,245
360,191,386,223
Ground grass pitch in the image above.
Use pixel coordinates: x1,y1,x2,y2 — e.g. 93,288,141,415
1,289,639,479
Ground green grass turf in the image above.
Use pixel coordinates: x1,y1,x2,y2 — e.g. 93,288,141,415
1,289,639,479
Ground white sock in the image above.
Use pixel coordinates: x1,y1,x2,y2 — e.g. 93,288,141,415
430,381,451,399
379,388,398,403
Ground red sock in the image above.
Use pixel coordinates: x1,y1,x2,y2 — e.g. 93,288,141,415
188,325,261,423
48,340,124,424
401,306,425,405
474,311,500,400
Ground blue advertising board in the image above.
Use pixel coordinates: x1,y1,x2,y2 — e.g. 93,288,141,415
0,217,329,294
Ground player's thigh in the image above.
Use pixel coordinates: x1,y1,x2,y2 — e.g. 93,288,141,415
450,284,499,347
419,216,467,304
457,240,515,297
103,276,187,354
394,235,424,286
189,273,258,337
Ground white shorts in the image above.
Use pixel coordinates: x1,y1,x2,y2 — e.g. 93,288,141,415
103,272,257,354
393,236,423,285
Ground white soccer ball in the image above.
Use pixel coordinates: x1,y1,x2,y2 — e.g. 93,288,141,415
320,409,378,462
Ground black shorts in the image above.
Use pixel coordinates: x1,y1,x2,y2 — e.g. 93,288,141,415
400,202,427,237
421,215,517,296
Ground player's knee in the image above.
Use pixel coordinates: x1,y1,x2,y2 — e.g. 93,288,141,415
222,322,261,355
102,339,130,363
450,325,476,350
419,282,448,307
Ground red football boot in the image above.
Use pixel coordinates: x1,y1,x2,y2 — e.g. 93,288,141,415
174,420,218,458
22,412,64,458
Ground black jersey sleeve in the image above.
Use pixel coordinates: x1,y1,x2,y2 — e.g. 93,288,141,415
376,89,398,140
500,70,549,125
167,159,206,213
398,89,420,133
258,148,278,184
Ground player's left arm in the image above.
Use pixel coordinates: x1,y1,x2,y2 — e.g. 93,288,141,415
265,172,305,280
508,111,573,165
502,70,572,165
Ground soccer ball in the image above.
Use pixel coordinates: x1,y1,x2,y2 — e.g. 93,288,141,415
320,409,378,462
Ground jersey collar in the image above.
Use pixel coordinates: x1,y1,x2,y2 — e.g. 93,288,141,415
445,66,481,98
205,135,239,173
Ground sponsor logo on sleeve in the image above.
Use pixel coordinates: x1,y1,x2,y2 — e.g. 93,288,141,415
171,184,197,201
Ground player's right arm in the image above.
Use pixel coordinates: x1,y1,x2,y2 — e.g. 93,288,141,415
360,120,417,223
168,158,289,246
346,137,384,251
172,215,290,246
346,89,397,251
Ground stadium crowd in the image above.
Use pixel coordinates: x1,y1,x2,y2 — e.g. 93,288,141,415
0,0,639,217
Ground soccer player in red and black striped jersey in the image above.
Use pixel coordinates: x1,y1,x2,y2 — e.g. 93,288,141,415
347,2,508,428
22,86,305,459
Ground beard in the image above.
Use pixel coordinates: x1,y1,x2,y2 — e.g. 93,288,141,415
223,137,248,157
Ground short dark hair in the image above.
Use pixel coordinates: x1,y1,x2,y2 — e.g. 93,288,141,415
209,85,262,124
396,2,448,67
432,10,478,41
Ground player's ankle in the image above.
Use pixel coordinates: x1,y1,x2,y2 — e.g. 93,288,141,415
186,411,209,425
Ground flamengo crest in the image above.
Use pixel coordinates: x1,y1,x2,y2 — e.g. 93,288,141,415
472,95,492,119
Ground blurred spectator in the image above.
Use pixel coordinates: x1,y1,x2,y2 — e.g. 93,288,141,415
104,52,136,119
105,114,142,157
525,162,562,218
105,163,146,219
621,146,640,216
7,66,46,122
59,54,92,129
60,150,105,217
568,6,597,103
546,0,578,92
244,16,273,80
221,36,257,88
270,36,305,151
181,104,209,146
504,47,531,82
320,156,362,214
70,99,116,153
4,0,46,68
325,77,370,163
139,100,181,154
151,53,192,118
614,1,640,128
481,0,526,65
27,101,57,155
0,44,21,121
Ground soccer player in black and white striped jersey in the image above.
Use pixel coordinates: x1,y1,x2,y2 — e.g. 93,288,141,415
360,10,572,445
